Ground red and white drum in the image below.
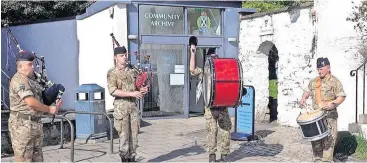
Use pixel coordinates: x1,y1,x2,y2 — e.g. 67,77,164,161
203,57,243,108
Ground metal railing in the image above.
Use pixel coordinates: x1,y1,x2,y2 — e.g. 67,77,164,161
38,114,75,162
1,69,11,110
1,69,11,81
1,85,10,110
59,111,114,155
350,59,367,123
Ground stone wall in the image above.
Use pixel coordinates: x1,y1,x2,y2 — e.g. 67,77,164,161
239,4,315,125
239,0,366,130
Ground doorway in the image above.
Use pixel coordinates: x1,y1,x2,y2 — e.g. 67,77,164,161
139,44,186,118
268,45,279,123
188,46,221,117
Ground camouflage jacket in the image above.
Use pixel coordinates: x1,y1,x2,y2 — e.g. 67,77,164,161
9,72,44,116
190,66,203,80
304,74,346,110
107,66,138,105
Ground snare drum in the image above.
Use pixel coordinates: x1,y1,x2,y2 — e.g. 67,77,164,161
203,57,243,108
296,110,330,141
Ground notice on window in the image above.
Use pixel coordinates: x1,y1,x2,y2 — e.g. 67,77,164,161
174,65,184,73
170,74,184,85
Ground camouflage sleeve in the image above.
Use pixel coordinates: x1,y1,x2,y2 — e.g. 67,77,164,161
334,79,346,97
107,70,117,95
190,67,203,77
11,76,33,100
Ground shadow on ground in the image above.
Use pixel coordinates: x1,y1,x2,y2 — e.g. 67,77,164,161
75,148,107,162
227,141,284,162
148,145,206,162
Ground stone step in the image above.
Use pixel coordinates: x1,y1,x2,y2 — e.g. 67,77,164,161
348,123,367,138
359,114,367,124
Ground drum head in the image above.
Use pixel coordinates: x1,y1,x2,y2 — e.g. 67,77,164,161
297,110,326,124
203,58,213,107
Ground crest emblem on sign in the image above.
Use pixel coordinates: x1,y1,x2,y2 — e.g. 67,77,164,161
197,12,211,33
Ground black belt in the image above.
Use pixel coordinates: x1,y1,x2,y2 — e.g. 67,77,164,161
10,111,41,122
115,97,135,102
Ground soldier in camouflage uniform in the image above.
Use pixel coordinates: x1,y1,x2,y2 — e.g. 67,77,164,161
8,50,61,162
300,57,346,163
189,45,232,162
107,46,148,162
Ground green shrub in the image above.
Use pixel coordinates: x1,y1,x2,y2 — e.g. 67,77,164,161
354,134,367,160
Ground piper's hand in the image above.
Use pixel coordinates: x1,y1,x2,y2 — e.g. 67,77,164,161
49,106,59,115
19,50,25,53
140,86,149,94
190,45,196,54
55,99,63,109
132,91,144,99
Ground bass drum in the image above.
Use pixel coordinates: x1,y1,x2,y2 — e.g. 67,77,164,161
203,57,243,108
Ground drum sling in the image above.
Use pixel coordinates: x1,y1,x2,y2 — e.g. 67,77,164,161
315,77,323,108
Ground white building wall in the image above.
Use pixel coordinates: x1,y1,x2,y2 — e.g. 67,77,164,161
77,4,128,111
1,19,79,110
315,0,365,130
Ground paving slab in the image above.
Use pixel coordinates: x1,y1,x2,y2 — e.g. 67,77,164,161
1,117,364,162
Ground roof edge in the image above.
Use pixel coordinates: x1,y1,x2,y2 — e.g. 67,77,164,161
241,2,314,20
76,1,131,20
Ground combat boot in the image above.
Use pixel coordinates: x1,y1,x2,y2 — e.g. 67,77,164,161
209,154,216,162
119,153,128,162
120,156,128,162
220,154,228,162
128,156,136,162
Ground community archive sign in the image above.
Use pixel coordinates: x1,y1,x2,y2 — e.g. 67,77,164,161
144,13,181,27
139,5,184,34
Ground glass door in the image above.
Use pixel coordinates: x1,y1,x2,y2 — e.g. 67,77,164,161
140,44,186,117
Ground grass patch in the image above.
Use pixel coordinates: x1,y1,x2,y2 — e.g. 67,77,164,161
354,134,367,160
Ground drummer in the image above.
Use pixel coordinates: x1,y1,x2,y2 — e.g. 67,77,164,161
189,46,231,162
300,57,346,162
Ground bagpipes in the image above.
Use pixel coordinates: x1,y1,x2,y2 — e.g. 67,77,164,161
110,33,153,90
4,24,65,123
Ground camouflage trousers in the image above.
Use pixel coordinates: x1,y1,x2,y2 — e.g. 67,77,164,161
114,101,140,159
8,114,44,162
204,106,232,155
311,113,338,163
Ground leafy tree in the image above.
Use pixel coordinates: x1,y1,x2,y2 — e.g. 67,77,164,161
1,1,94,26
347,0,367,58
242,0,313,13
347,0,367,41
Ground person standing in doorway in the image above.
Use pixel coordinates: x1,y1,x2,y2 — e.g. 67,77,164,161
300,57,346,162
189,44,232,162
107,46,148,162
268,48,278,123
